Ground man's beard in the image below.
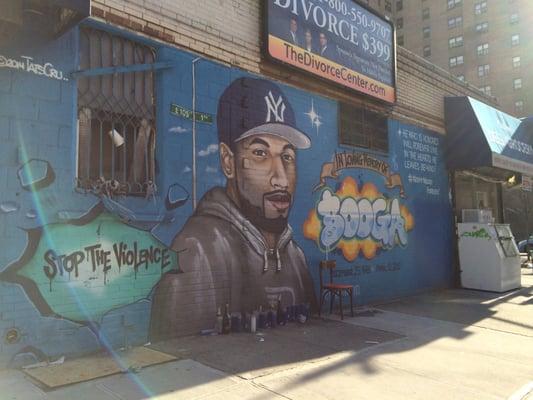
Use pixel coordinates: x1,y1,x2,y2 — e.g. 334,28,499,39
239,194,289,235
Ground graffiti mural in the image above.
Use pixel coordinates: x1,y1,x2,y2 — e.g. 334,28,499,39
0,23,453,366
150,77,317,338
304,176,414,261
0,204,178,324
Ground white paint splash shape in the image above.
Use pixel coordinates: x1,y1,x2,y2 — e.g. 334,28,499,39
0,201,20,214
169,126,189,133
198,144,219,157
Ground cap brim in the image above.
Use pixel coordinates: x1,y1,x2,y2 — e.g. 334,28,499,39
235,123,311,149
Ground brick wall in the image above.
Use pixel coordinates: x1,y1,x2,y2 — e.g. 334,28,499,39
92,0,497,134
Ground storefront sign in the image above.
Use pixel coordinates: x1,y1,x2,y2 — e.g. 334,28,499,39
265,0,395,103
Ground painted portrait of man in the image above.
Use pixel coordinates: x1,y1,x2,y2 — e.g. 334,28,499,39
150,77,316,339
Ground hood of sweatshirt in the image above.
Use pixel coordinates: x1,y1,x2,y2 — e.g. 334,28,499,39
194,187,294,272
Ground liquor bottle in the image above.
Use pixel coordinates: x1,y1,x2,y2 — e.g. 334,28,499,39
222,303,231,334
268,303,276,328
250,311,257,333
215,306,223,334
258,305,266,329
276,297,284,326
242,312,249,332
231,312,241,333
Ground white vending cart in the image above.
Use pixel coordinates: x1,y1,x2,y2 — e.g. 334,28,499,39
457,220,521,292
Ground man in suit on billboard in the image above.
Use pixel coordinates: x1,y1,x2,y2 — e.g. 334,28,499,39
287,16,301,46
318,32,335,60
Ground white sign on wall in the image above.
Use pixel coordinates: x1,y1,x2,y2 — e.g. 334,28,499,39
522,175,532,192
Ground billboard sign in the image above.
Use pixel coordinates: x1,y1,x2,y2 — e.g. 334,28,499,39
264,0,396,103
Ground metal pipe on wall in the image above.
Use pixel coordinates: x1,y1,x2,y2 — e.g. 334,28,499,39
192,57,201,210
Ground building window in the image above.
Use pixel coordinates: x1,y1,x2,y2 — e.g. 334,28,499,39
476,43,489,56
449,55,464,67
510,13,519,24
397,35,404,46
396,0,403,11
475,22,489,33
385,0,392,12
422,8,430,19
511,34,520,46
77,28,157,195
474,1,487,14
339,103,388,153
514,78,522,90
480,85,491,96
515,100,524,113
478,64,490,77
448,0,462,10
449,35,464,48
423,46,431,57
512,56,521,68
457,75,465,81
396,17,403,29
448,16,463,29
423,26,431,38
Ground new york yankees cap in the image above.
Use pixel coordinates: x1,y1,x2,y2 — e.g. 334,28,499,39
217,77,311,149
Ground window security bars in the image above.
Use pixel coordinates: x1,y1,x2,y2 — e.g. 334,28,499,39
339,103,388,153
77,28,156,196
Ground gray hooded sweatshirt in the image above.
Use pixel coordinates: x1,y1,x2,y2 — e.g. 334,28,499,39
150,187,316,340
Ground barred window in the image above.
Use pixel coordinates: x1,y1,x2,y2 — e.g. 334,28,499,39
448,16,463,29
474,1,487,15
447,0,462,10
480,85,491,96
478,64,490,77
449,55,463,67
339,103,388,153
449,35,463,48
475,22,489,33
77,28,157,196
476,43,489,56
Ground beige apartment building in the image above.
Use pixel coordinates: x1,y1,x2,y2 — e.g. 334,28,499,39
366,0,533,117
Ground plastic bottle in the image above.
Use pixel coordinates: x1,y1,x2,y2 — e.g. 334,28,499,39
250,311,257,333
215,306,223,334
222,303,231,334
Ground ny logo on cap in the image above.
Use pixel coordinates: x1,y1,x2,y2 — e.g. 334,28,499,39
265,91,286,123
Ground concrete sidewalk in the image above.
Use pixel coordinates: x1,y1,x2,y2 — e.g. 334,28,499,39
1,269,532,400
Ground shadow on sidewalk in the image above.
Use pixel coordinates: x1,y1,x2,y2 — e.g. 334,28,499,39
149,269,532,392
